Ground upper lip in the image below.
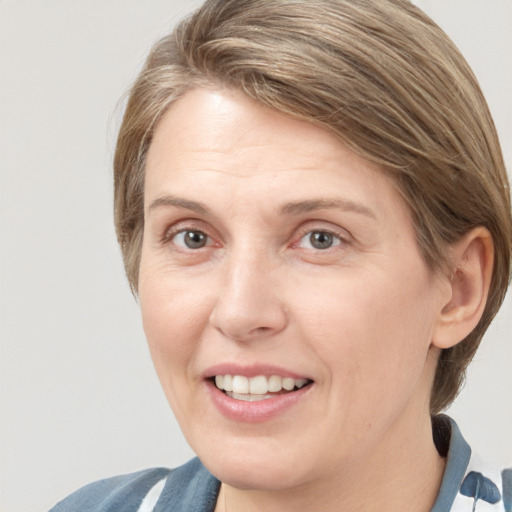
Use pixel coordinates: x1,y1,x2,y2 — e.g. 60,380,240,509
203,363,312,381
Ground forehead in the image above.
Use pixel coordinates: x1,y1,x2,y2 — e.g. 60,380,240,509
147,87,359,174
144,87,408,224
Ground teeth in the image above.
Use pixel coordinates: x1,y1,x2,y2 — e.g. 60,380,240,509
295,378,308,389
215,375,224,389
213,374,310,396
227,392,273,401
268,375,282,392
223,375,233,392
249,375,268,394
282,377,295,391
232,375,249,394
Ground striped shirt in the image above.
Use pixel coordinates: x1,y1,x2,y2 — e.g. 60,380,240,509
49,416,512,512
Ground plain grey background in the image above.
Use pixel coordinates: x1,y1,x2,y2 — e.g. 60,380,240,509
0,1,510,511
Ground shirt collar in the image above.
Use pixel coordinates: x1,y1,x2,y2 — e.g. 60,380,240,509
431,414,472,512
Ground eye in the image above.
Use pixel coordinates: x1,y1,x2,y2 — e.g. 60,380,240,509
172,229,211,249
298,230,342,250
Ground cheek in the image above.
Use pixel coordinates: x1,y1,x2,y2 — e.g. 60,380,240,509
138,267,212,390
138,280,215,433
298,268,437,398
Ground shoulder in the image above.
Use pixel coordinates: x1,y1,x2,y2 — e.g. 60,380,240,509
48,467,171,512
432,415,512,512
451,453,512,512
48,458,220,512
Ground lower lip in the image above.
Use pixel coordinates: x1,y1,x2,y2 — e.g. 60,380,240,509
205,380,313,423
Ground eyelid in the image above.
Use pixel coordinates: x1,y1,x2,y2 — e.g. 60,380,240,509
162,226,208,244
298,230,341,250
158,218,351,252
172,229,212,248
160,219,217,247
292,222,352,247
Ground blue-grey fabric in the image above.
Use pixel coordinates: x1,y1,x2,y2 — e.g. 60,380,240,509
49,459,219,512
431,416,472,512
152,458,220,512
49,467,173,512
48,416,511,511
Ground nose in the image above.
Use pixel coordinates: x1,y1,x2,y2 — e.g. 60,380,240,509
209,250,288,342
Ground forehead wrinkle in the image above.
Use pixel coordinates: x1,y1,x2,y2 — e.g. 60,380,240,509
169,136,329,166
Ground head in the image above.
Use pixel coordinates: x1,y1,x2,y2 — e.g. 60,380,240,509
114,0,511,425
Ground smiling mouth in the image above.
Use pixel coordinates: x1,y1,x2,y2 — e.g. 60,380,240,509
212,374,313,402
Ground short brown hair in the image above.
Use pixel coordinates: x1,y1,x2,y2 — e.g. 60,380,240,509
114,0,512,413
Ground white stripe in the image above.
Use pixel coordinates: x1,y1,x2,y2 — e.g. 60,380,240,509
137,477,167,512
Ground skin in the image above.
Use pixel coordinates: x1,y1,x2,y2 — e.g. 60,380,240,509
139,87,492,512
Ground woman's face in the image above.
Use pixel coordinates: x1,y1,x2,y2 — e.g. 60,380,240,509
139,88,448,490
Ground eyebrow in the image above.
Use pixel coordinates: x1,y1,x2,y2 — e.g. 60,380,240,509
148,195,211,216
280,198,377,219
148,195,376,220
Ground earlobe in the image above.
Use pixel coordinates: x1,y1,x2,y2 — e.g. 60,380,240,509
432,227,494,349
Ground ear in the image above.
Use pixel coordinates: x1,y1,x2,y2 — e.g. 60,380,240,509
432,227,494,349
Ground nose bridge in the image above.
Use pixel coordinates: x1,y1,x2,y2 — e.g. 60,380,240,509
209,241,287,341
226,242,267,298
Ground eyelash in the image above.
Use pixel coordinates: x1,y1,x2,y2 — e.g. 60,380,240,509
161,226,212,248
160,224,351,253
295,228,349,251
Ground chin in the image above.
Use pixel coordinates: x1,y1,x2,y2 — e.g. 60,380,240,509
208,457,311,491
193,434,319,491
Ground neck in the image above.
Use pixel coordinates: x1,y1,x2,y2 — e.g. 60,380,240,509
216,412,446,512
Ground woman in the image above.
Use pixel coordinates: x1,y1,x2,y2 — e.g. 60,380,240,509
50,0,512,511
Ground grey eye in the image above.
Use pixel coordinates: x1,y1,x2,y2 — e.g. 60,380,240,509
299,230,341,250
174,230,209,249
309,231,334,249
